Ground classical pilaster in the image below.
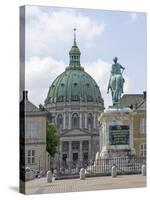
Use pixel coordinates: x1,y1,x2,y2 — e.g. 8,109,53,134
68,141,72,161
63,113,66,129
79,141,82,161
130,114,134,148
68,112,71,129
88,140,91,160
93,113,96,129
85,113,87,128
80,112,82,129
59,142,62,163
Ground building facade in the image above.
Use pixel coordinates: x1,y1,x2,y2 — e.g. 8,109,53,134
120,92,146,157
133,95,146,157
20,91,49,177
45,31,104,165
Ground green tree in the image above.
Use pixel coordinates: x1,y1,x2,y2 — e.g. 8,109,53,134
46,122,58,158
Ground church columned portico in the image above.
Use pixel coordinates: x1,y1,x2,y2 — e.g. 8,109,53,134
60,138,92,165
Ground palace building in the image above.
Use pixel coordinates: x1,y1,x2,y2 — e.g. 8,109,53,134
44,30,104,165
120,92,146,157
20,91,49,179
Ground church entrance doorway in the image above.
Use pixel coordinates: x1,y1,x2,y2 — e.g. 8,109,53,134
62,154,67,166
73,153,78,166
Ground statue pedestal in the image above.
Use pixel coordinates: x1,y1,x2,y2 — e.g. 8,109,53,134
95,107,136,164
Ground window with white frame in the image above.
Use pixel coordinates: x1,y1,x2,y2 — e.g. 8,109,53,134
140,144,146,157
27,150,35,164
140,118,146,134
26,119,39,138
62,141,69,152
31,121,38,135
57,114,63,129
72,113,79,128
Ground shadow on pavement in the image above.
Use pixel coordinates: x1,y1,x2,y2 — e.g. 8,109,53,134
9,186,18,193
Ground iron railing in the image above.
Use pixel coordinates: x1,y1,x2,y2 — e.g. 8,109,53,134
52,157,146,179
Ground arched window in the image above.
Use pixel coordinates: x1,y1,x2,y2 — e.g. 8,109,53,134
87,113,93,129
72,113,79,128
57,114,63,129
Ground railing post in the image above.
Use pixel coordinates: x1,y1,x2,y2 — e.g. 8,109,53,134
80,168,86,180
111,165,117,177
141,164,146,176
47,170,53,183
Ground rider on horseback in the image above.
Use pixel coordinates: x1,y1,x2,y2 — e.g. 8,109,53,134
112,57,124,74
107,57,125,104
111,57,125,92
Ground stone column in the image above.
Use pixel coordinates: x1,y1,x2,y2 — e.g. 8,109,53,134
68,112,71,129
130,115,134,148
88,140,91,160
59,142,62,164
79,141,82,161
85,113,87,129
80,113,82,129
93,113,96,129
63,113,66,129
68,141,72,161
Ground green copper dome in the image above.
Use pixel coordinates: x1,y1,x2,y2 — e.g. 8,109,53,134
45,29,103,105
45,69,103,104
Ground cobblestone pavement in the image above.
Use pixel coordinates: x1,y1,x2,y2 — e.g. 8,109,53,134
24,175,146,195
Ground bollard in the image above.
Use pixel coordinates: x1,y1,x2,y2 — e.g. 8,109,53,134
111,165,117,178
47,170,53,183
80,168,85,180
141,164,146,176
53,169,57,180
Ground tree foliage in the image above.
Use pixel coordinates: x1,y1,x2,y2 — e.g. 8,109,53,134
46,122,58,157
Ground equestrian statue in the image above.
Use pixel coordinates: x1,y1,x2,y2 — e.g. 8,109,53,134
107,57,125,105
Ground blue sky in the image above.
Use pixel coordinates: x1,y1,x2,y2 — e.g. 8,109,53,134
25,6,146,107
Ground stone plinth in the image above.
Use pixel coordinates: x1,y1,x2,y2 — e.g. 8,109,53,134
96,107,136,161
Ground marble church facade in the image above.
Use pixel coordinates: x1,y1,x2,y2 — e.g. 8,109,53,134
46,102,103,165
45,30,104,165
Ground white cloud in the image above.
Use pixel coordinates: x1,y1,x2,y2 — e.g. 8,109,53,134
123,75,132,93
25,57,102,107
85,59,111,108
85,59,132,107
25,56,111,106
25,56,132,108
85,59,110,89
26,6,106,57
25,56,65,105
